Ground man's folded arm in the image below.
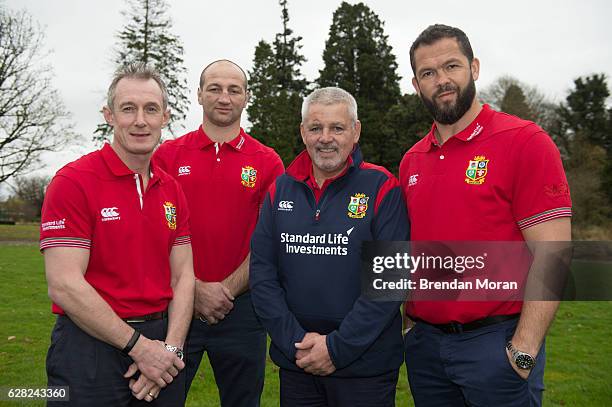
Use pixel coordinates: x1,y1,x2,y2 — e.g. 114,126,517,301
249,191,307,360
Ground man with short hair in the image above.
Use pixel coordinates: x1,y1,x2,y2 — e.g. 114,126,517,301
250,87,408,406
400,24,572,406
154,59,284,406
41,62,194,406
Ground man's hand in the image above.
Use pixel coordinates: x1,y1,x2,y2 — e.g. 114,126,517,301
295,333,336,376
126,373,161,402
295,332,319,361
505,347,530,380
125,336,184,387
194,280,234,324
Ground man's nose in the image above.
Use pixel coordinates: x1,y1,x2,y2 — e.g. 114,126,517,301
134,108,146,126
320,128,334,142
218,90,231,103
435,69,451,88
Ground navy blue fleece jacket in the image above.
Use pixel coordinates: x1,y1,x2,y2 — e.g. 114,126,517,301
249,145,409,377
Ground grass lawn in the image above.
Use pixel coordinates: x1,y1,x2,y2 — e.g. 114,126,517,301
0,232,610,405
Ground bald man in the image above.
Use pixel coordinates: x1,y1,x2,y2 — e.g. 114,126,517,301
154,60,284,406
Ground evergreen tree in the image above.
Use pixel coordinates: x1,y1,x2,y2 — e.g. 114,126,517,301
318,2,401,169
382,94,431,174
94,0,189,142
247,0,308,164
555,74,612,210
500,84,535,121
557,74,611,151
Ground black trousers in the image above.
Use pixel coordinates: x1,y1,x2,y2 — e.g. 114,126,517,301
46,315,185,407
184,292,267,407
279,368,399,407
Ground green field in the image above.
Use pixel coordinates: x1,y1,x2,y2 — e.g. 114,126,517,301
0,225,610,405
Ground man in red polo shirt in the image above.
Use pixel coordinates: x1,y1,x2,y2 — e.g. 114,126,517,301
400,25,571,406
154,60,284,406
41,63,194,406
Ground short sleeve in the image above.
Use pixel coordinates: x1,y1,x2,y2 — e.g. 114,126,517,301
40,175,93,251
259,151,284,206
172,182,191,246
512,130,572,230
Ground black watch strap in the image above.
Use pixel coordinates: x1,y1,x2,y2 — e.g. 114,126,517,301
122,330,141,355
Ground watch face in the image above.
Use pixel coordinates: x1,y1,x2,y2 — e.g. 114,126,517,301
515,353,535,369
176,350,184,360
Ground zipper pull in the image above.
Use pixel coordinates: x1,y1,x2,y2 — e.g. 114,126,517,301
315,209,320,221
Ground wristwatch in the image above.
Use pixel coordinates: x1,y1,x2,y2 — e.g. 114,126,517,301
164,343,184,361
506,341,535,370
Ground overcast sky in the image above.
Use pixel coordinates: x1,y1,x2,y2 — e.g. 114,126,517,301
3,0,611,189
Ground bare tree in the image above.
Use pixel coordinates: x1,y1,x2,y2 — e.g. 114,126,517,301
0,6,75,184
480,75,558,133
8,174,50,220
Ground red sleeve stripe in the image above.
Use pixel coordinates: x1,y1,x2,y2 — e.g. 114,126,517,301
374,177,399,215
40,237,91,251
173,235,191,246
267,181,277,205
358,162,399,215
517,207,572,230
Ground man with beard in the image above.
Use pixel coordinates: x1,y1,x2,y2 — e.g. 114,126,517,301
154,60,284,406
399,25,571,406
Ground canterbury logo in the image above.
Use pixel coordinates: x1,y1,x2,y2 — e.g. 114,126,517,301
178,166,191,176
101,207,120,221
278,201,294,211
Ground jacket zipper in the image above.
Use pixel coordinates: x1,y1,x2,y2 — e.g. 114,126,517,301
298,180,321,221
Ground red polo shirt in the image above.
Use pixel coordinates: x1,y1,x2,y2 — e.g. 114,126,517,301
153,127,284,282
40,143,191,318
399,105,572,323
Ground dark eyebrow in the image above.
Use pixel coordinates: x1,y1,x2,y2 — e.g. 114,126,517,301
417,57,465,76
444,58,464,65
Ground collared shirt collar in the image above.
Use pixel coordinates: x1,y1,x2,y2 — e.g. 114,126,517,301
286,144,361,182
100,143,161,186
196,125,248,152
100,143,134,177
423,104,494,150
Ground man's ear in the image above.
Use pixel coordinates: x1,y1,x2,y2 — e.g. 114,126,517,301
197,87,204,106
102,106,114,126
412,77,421,96
471,58,480,81
300,123,307,145
353,120,361,144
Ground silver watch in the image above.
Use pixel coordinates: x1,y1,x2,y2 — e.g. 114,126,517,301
164,343,184,361
506,341,535,370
